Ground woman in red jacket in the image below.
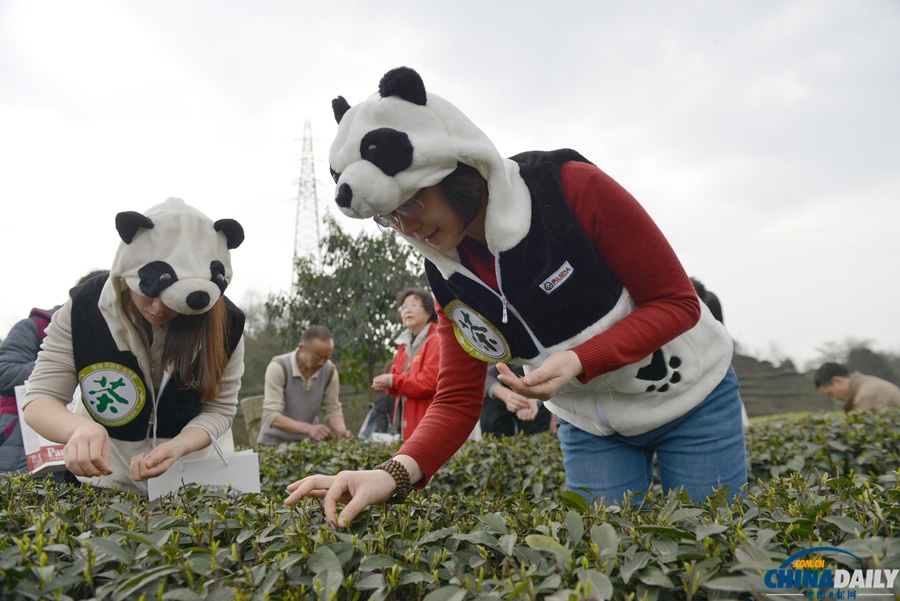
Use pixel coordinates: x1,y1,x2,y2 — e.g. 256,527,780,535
372,288,440,439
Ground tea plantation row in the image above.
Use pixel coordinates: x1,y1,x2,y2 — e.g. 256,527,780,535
2,409,899,600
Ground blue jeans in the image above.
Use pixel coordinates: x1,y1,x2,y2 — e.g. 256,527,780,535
557,366,747,506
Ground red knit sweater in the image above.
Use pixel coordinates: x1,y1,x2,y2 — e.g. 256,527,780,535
397,161,700,483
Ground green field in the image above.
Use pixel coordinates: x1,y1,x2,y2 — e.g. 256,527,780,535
3,408,900,599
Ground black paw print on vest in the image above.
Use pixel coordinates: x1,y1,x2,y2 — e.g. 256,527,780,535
636,349,682,392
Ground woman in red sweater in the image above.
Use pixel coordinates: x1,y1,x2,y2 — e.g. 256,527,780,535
372,288,440,440
285,67,746,527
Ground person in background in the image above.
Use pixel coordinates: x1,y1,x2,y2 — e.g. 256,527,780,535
285,66,746,526
815,362,900,412
257,326,353,445
372,288,440,439
690,276,748,427
0,269,106,476
480,364,554,437
22,198,246,493
359,362,400,440
690,277,724,324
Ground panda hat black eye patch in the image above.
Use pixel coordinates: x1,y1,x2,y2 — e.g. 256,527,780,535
137,261,178,298
360,128,413,176
210,261,228,293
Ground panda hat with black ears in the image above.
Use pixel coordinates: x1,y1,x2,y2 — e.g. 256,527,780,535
328,66,533,258
109,197,244,316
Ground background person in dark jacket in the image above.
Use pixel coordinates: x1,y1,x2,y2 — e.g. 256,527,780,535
359,362,400,440
0,306,60,474
690,277,724,324
0,270,106,475
480,364,554,437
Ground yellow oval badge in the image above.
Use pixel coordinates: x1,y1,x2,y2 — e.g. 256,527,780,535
78,362,146,427
445,300,512,364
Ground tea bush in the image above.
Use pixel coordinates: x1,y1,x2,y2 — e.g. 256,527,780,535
746,408,900,485
2,409,900,600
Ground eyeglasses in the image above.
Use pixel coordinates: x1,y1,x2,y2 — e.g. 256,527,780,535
398,302,423,313
373,190,425,228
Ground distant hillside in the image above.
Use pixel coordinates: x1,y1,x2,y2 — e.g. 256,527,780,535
732,353,834,416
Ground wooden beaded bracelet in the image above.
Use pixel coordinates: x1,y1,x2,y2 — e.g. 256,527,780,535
376,459,412,504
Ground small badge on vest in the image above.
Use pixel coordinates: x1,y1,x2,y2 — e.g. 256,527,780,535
540,260,575,294
78,363,146,427
445,300,512,364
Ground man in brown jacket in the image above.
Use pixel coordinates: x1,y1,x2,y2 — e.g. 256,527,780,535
815,362,900,412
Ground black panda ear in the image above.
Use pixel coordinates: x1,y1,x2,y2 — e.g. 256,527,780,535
214,218,244,250
115,211,154,243
378,67,426,106
332,96,351,124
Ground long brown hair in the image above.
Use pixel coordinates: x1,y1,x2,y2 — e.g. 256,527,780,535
163,298,231,402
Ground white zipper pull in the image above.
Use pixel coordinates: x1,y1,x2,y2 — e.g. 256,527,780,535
494,253,508,323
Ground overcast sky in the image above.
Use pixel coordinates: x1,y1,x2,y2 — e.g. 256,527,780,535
1,0,898,369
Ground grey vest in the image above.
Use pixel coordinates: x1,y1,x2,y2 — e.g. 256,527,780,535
256,352,334,445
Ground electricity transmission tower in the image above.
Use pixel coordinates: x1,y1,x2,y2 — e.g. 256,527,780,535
293,119,322,277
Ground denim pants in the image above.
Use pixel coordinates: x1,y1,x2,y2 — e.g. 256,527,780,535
557,366,747,506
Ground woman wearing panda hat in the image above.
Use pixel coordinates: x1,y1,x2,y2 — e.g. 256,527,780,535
285,67,746,526
23,198,245,494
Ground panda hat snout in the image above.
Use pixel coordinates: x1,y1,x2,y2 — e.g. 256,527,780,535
157,275,222,315
112,198,243,316
330,154,455,219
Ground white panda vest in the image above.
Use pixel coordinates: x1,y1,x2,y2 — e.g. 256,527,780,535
69,274,245,442
427,150,735,436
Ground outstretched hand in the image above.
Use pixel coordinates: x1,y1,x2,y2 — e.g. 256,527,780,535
515,399,540,422
495,351,583,401
65,421,113,477
284,469,398,529
493,386,532,413
372,374,392,393
305,424,335,441
130,439,185,481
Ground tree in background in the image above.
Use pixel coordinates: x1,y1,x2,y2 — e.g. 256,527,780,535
267,216,426,398
228,290,293,397
240,327,292,397
240,289,276,338
810,340,849,368
847,344,900,386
